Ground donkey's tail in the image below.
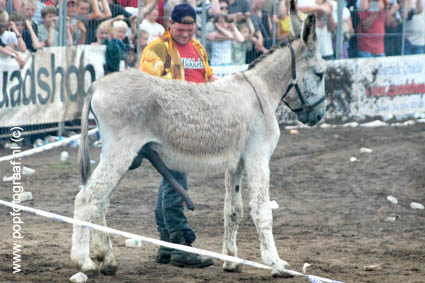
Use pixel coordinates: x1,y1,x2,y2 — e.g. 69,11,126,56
78,86,93,185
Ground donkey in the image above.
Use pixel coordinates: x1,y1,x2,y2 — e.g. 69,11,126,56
71,0,326,278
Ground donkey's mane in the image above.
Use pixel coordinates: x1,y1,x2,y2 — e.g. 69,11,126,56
247,35,300,70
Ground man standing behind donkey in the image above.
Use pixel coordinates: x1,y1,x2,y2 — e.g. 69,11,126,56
139,3,218,268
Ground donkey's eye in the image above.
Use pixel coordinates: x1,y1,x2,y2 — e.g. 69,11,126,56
315,71,324,81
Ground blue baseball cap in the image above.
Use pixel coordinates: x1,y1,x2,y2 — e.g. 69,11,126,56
171,3,196,24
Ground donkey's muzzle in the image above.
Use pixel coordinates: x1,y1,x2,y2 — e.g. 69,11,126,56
297,109,324,126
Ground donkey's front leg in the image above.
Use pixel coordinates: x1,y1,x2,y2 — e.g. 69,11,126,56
245,160,291,277
222,162,244,272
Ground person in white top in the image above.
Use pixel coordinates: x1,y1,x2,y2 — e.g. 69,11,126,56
405,0,424,54
0,9,26,68
299,0,337,60
139,7,165,43
206,13,244,66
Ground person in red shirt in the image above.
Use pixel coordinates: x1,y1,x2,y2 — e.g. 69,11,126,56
139,3,217,268
357,0,400,57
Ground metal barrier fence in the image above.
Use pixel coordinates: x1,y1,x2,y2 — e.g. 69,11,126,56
1,0,424,140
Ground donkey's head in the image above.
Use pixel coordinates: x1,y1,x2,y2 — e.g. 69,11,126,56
282,0,326,126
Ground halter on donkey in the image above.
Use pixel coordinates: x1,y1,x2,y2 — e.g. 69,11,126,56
71,0,326,278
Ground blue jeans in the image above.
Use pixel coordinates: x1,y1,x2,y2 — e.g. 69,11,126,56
358,50,385,58
404,40,425,55
154,170,196,244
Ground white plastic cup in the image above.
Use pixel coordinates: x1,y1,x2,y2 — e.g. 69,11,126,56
2,175,14,182
33,138,44,148
125,239,143,247
61,151,69,162
270,200,279,210
360,147,373,153
410,202,424,210
387,195,398,204
22,166,35,176
69,272,88,283
19,192,33,202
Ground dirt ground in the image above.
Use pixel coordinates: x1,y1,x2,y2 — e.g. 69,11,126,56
0,123,424,283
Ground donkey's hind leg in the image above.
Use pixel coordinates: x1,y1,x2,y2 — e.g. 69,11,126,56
222,161,244,272
92,208,117,275
71,149,136,276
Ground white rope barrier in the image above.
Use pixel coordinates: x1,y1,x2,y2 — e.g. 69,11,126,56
0,129,98,163
0,200,343,283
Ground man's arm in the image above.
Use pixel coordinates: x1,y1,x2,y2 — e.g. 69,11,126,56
77,20,87,44
12,0,23,12
66,17,74,46
358,0,383,31
213,23,234,39
385,2,400,26
209,0,220,16
46,21,56,47
0,45,25,68
143,0,159,15
227,12,244,23
324,2,336,32
360,13,379,31
99,0,112,19
9,21,27,53
88,0,101,20
25,20,44,49
230,22,245,43
245,12,255,38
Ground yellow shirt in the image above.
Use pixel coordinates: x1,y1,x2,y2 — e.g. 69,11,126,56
139,29,213,82
278,12,306,34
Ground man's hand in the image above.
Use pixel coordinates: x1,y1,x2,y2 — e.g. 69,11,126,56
9,21,19,34
228,12,244,23
321,2,332,16
25,19,32,29
14,52,25,69
49,18,57,29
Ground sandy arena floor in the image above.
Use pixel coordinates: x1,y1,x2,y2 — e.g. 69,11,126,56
0,124,424,283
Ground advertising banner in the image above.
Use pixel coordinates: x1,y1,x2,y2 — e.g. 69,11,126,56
0,45,106,127
276,55,425,123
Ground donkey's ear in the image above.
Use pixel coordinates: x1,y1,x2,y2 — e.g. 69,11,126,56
301,14,317,51
289,0,302,36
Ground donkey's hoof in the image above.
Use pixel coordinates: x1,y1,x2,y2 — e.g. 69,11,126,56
83,268,99,278
79,260,99,278
270,259,293,278
100,262,118,276
223,262,242,273
271,270,294,278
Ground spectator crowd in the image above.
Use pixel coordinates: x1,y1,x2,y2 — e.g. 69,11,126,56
1,0,424,69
